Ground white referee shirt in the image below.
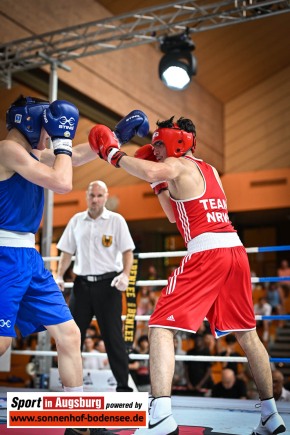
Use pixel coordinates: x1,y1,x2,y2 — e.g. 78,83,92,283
57,208,135,276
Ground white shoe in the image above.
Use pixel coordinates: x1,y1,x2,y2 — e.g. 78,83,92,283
134,414,178,434
252,412,286,434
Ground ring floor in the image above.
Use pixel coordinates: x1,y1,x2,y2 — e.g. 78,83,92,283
1,390,289,434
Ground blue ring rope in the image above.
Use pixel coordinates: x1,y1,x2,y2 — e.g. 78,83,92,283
253,276,290,283
246,245,290,253
259,315,290,321
270,358,290,364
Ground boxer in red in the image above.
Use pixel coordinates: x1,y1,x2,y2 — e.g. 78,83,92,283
88,116,286,435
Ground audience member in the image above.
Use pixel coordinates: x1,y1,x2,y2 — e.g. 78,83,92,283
277,259,290,297
95,338,110,370
82,336,102,371
238,363,259,400
203,333,218,355
272,369,290,402
129,335,150,392
266,282,285,328
184,334,214,396
219,334,241,375
251,269,258,291
172,334,187,393
86,324,99,340
211,368,247,399
146,264,160,293
137,287,151,316
254,297,272,343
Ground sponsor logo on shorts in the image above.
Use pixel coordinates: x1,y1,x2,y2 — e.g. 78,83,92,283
166,315,175,321
0,319,12,328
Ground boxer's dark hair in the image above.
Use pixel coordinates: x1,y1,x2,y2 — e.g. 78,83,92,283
157,116,196,136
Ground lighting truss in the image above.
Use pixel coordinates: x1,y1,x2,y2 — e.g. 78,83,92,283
0,0,289,87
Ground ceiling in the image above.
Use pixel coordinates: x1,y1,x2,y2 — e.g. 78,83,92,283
0,0,290,194
96,0,290,103
1,1,289,105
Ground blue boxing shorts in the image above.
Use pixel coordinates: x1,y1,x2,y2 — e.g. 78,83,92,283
0,246,73,337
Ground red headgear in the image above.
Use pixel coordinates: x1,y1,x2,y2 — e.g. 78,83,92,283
152,124,196,157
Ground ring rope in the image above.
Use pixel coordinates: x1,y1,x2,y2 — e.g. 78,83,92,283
10,350,290,364
62,276,290,290
136,277,290,287
36,246,290,367
42,243,290,263
121,314,290,322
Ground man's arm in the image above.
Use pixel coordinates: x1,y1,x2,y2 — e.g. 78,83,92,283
111,249,134,292
40,142,98,167
41,108,148,168
122,249,134,276
156,189,176,223
56,251,73,291
1,140,73,194
1,100,79,194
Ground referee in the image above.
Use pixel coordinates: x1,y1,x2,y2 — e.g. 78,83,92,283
56,180,135,392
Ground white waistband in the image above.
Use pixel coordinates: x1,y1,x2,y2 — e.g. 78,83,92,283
187,232,243,253
0,229,35,248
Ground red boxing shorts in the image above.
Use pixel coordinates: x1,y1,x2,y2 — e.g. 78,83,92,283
149,246,256,337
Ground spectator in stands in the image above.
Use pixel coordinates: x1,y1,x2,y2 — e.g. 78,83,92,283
277,259,290,298
82,336,103,370
219,334,242,375
251,269,258,291
254,297,272,343
266,282,285,328
86,324,99,340
137,287,151,316
135,287,157,344
129,335,150,392
211,368,247,399
184,334,214,396
95,338,110,370
172,334,187,393
203,332,218,355
272,369,290,402
146,264,161,293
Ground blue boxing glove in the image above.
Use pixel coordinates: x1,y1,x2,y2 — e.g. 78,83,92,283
114,110,149,145
42,100,79,157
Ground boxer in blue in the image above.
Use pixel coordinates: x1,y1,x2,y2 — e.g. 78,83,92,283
0,96,149,435
0,96,86,390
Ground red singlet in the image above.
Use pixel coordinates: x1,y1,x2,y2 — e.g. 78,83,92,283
149,157,256,337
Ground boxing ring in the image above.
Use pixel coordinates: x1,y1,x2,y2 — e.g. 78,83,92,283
1,244,290,434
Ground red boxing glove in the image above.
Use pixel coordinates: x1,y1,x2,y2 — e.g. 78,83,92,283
89,124,127,168
134,143,157,162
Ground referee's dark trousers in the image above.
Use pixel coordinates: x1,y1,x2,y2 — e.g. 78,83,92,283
69,273,132,391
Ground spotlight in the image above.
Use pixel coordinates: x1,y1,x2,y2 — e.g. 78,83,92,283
159,31,197,91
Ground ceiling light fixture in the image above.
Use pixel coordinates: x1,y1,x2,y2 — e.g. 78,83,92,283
159,30,197,91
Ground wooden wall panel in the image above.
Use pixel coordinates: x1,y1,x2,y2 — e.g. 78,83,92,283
51,167,290,228
52,183,165,228
222,168,290,212
224,66,290,172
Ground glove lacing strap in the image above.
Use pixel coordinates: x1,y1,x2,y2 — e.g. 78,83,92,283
107,147,126,167
53,138,73,156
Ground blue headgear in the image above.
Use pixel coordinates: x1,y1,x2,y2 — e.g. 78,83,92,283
6,95,50,149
